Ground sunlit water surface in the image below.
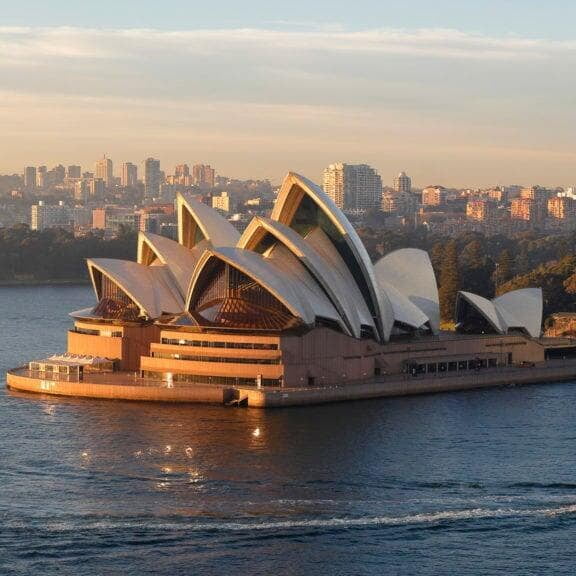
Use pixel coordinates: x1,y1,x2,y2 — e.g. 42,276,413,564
1,286,576,575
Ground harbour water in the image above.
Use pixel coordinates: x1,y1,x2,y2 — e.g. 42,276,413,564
1,286,576,575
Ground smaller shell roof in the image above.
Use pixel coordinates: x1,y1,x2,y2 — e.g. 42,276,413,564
458,291,503,333
494,288,543,338
177,192,239,248
88,258,183,319
379,279,430,330
374,248,440,333
137,231,203,297
457,288,543,338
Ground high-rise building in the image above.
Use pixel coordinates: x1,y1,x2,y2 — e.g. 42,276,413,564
74,180,90,202
144,158,162,200
67,165,82,179
192,164,216,189
175,164,190,178
121,162,138,187
422,186,447,206
89,178,105,198
393,171,412,194
95,155,114,188
548,196,576,220
323,163,382,211
24,167,37,191
466,199,496,223
31,201,72,231
511,197,544,223
36,166,47,188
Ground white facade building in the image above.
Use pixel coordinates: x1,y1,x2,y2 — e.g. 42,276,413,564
323,163,382,212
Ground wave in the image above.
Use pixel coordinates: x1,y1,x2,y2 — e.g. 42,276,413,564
10,503,576,534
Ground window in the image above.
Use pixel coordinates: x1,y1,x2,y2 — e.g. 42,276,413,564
161,338,278,350
152,352,281,365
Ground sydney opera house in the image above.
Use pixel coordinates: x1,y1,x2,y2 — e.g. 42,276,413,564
8,172,570,407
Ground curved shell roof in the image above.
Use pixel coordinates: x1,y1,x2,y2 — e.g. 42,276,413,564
137,232,203,297
263,243,350,334
186,247,315,324
378,278,431,330
87,258,183,319
374,248,440,333
271,171,394,341
494,288,543,338
239,217,369,338
305,227,377,335
177,192,240,248
457,291,503,332
457,288,543,338
79,170,545,342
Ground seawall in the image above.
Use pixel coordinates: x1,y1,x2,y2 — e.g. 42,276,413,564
6,359,576,408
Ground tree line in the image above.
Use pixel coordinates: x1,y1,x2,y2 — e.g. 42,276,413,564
1,224,574,323
359,227,576,323
0,225,136,282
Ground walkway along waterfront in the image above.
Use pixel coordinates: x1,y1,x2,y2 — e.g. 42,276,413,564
7,358,576,408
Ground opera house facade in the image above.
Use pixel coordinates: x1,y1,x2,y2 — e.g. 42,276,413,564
8,172,571,407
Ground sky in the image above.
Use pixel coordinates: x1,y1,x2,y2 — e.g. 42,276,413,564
1,0,575,187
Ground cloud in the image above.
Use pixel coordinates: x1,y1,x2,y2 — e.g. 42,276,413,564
0,25,575,67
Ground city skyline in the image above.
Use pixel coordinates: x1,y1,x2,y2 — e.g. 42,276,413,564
1,2,576,186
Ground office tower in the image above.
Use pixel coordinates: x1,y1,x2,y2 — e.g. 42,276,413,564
31,201,72,231
67,165,82,179
192,164,216,188
95,155,114,188
144,158,162,200
393,171,412,194
322,163,382,211
121,162,138,187
24,167,37,191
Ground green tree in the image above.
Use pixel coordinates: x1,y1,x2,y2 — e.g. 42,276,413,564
439,240,460,324
494,249,513,295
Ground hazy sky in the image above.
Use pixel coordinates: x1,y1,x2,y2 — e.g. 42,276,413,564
1,1,575,187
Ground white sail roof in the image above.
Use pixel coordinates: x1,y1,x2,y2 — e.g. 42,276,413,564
457,288,543,338
239,217,367,338
494,288,543,338
263,242,350,335
187,247,315,324
87,258,183,319
137,232,204,297
305,227,377,336
379,279,431,330
374,248,440,333
271,172,394,341
177,192,239,249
